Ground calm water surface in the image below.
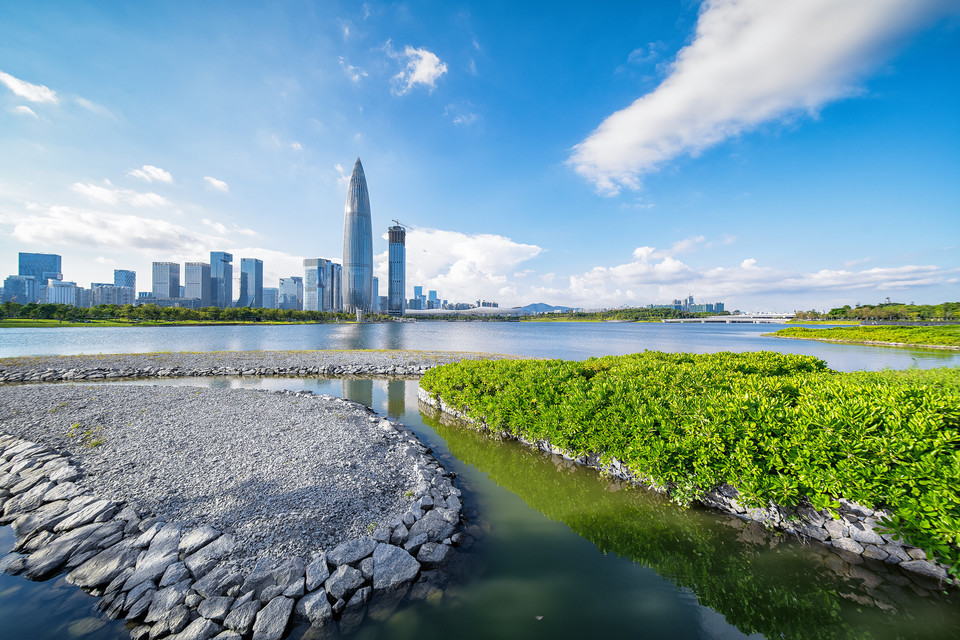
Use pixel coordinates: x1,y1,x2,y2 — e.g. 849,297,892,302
2,321,960,371
1,324,958,639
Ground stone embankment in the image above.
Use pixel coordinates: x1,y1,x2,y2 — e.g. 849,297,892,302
0,349,511,384
417,386,956,588
1,383,469,639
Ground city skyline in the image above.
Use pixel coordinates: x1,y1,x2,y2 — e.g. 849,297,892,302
0,2,957,311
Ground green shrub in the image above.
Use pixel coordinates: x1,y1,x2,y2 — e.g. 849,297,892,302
420,352,960,575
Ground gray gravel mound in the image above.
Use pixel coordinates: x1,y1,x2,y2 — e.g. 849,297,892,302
0,384,421,573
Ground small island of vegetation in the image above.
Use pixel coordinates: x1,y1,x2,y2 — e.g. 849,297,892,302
420,351,960,577
770,325,960,350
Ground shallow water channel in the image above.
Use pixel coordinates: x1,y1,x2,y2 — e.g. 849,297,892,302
3,375,959,640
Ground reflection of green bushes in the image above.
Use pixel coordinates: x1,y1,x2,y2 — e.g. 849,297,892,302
424,410,960,639
420,352,960,576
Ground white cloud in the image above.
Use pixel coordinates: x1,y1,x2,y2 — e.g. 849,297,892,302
14,105,38,118
338,56,368,83
202,218,256,237
290,141,304,151
74,96,113,118
94,256,116,265
386,41,448,95
0,70,58,103
373,227,541,304
531,242,958,309
71,181,170,208
453,112,478,126
334,163,351,188
569,0,950,195
127,165,173,184
204,176,229,192
11,204,206,253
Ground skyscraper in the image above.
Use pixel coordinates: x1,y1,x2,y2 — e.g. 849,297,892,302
237,258,263,308
18,252,62,285
113,269,136,290
210,251,233,308
388,224,406,316
342,157,373,314
152,262,180,298
279,276,303,310
184,262,212,306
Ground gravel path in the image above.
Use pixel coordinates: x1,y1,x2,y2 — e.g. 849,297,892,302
0,383,425,573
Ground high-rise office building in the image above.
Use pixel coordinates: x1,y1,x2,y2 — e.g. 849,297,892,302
342,157,373,313
237,258,263,308
184,262,212,307
152,262,180,298
262,287,279,309
210,251,233,308
113,269,136,290
2,275,38,304
279,276,303,311
91,283,135,306
18,252,62,285
304,258,343,312
372,277,380,312
44,280,78,306
388,224,405,316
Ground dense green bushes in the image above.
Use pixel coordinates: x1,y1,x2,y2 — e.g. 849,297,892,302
420,352,960,573
773,325,960,347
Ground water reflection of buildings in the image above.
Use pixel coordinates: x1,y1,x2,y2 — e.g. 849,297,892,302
342,378,373,408
387,379,405,417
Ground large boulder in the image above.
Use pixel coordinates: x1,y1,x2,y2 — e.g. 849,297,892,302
372,543,420,591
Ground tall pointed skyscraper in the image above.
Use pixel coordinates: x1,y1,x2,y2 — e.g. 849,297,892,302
342,157,373,313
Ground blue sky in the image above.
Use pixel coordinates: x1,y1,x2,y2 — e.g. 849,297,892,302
1,0,957,311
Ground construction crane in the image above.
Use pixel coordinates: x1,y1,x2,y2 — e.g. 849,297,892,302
391,219,415,230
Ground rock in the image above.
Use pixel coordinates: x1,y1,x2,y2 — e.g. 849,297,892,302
224,600,260,636
194,566,244,598
403,533,428,555
849,522,885,546
324,565,365,600
126,587,155,620
359,557,375,581
123,549,179,591
282,578,304,598
824,519,848,540
251,596,293,640
881,544,911,564
259,585,284,604
389,524,408,546
861,545,889,562
795,522,829,542
327,537,376,567
160,562,192,588
831,538,864,555
43,481,82,502
184,534,235,578
417,542,451,569
12,499,69,538
900,559,949,581
371,526,391,543
66,542,140,588
199,596,235,622
158,604,192,636
305,554,330,591
407,510,456,543
180,525,221,555
241,562,278,599
145,579,192,622
55,499,117,533
169,617,220,640
272,557,305,592
372,543,420,591
211,632,242,640
294,588,334,626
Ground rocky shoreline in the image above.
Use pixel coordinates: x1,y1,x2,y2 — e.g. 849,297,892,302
417,385,956,589
0,349,516,384
0,376,472,639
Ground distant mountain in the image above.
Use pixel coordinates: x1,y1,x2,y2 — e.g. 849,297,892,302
516,302,578,315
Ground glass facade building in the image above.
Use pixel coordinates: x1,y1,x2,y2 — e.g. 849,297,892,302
2,275,38,304
18,252,62,285
237,258,263,308
210,251,233,308
388,225,406,316
279,276,303,310
184,262,212,307
113,269,136,290
152,262,180,298
342,158,373,313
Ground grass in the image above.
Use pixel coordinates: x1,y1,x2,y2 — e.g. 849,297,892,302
769,325,960,349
